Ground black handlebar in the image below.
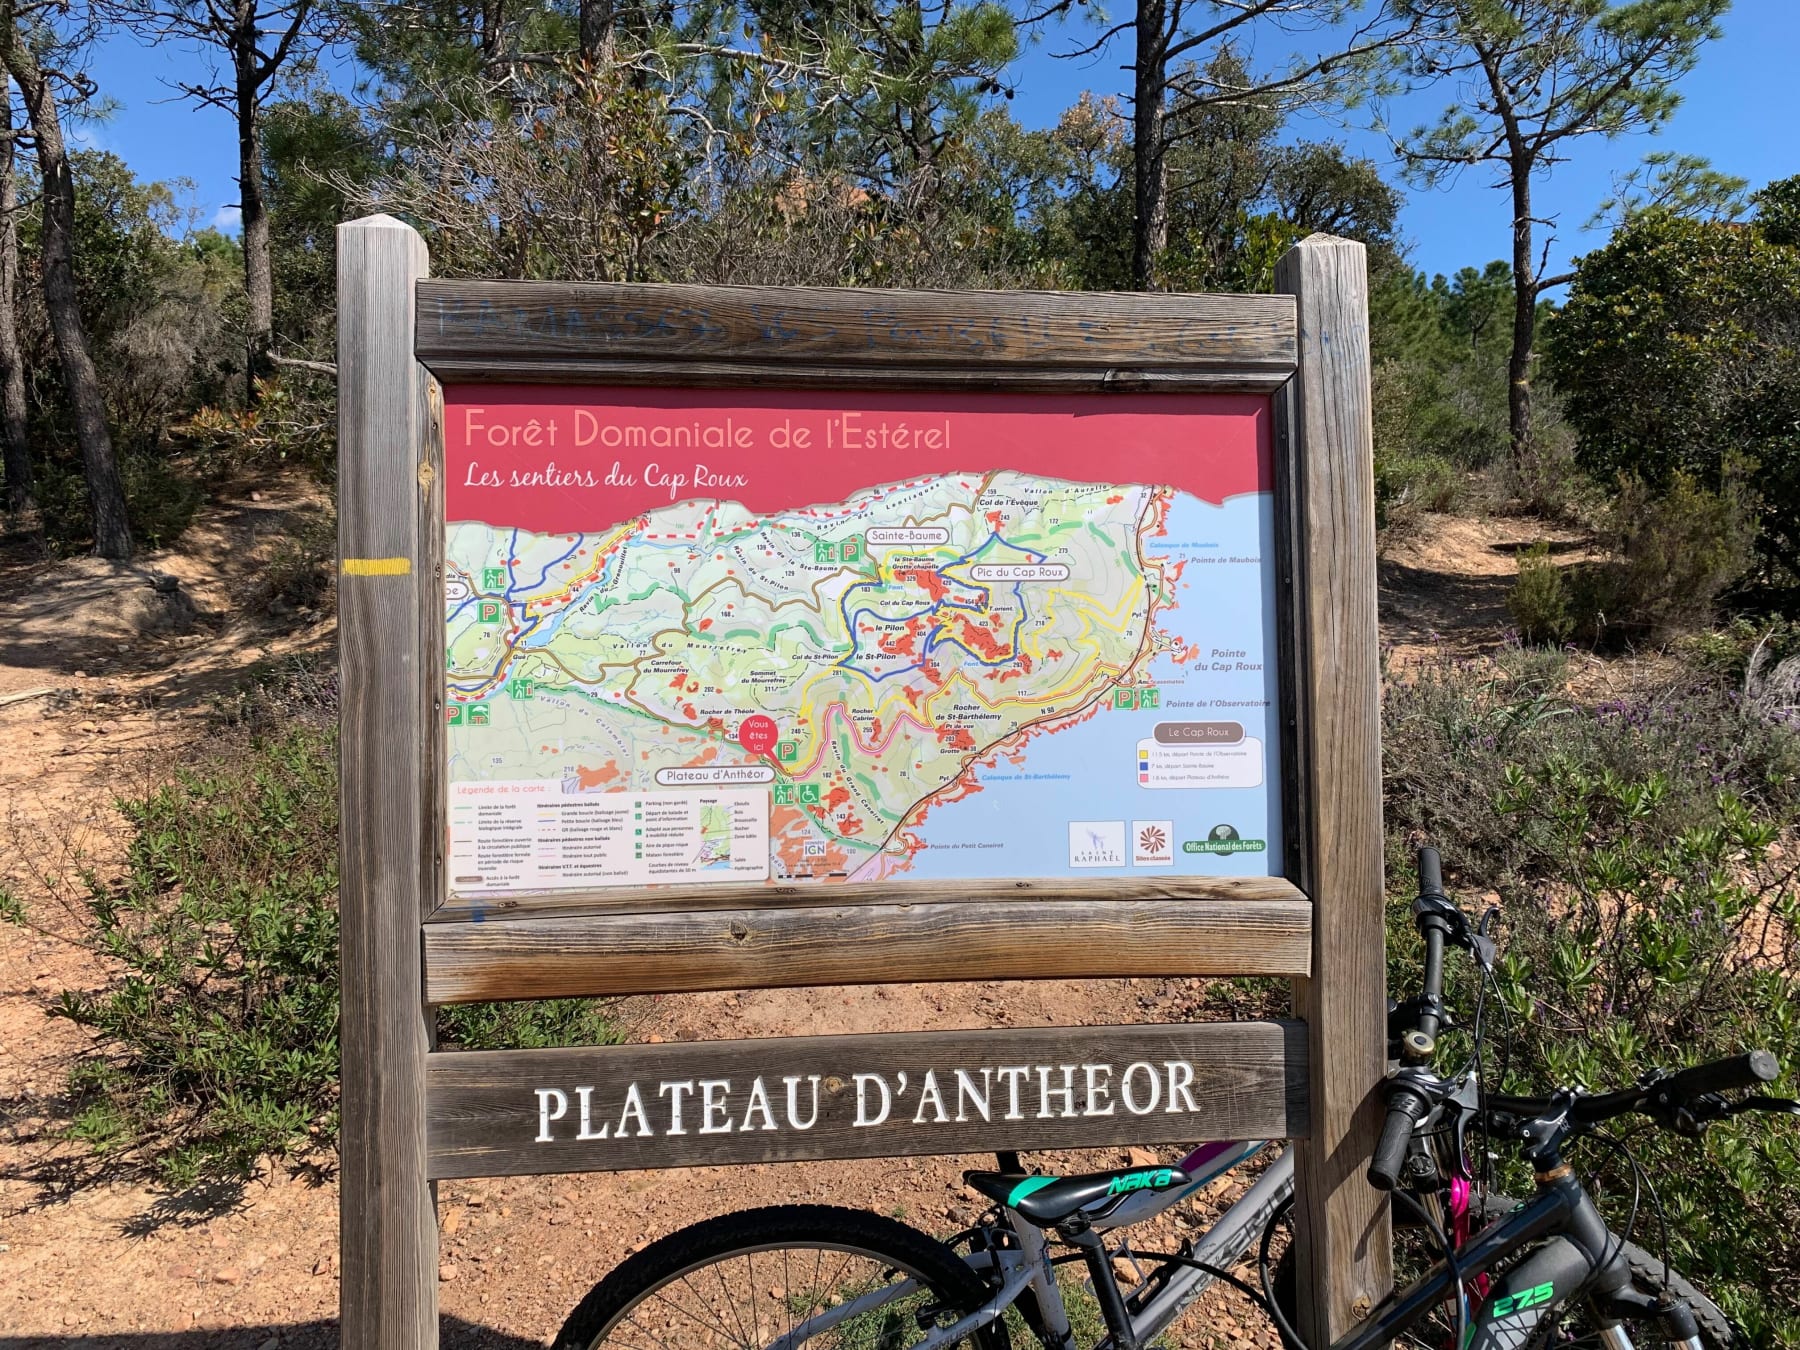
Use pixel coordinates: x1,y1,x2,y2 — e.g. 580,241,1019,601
1400,849,1452,1060
1665,1050,1778,1100
1417,846,1445,899
1369,1085,1428,1190
1484,1050,1782,1133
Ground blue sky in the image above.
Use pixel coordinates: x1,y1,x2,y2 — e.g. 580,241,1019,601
79,0,1793,287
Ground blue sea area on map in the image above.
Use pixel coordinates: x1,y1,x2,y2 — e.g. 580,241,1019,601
903,489,1282,880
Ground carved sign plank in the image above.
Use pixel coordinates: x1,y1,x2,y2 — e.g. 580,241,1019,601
426,1021,1308,1180
422,889,1313,1004
415,281,1298,390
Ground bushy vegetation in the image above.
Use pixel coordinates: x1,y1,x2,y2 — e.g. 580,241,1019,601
1546,185,1800,605
1508,471,1758,648
1384,643,1800,1343
0,668,622,1185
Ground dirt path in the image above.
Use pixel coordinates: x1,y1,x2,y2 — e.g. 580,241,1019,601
1377,512,1593,661
0,490,1570,1348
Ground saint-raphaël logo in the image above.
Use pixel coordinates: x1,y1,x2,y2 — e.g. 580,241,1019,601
1069,821,1126,867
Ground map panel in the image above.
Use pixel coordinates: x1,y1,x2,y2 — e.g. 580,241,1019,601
443,387,1281,896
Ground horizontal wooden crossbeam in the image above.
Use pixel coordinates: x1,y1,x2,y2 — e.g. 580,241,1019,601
422,878,1311,1004
425,1020,1309,1179
415,281,1299,391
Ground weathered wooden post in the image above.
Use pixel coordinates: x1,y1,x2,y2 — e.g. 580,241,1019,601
1276,234,1391,1345
337,214,441,1349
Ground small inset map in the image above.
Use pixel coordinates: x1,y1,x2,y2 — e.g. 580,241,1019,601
694,803,734,871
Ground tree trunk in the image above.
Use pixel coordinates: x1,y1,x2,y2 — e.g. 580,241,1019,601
1130,0,1169,290
579,0,615,64
1507,164,1535,463
0,85,34,518
236,35,272,402
4,35,131,558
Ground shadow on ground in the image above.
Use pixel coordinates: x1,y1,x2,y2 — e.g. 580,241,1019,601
1377,556,1520,652
0,1319,544,1349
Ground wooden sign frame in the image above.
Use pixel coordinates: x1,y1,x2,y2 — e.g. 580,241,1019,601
336,215,1386,1350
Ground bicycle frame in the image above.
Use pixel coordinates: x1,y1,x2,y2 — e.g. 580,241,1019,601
1330,1172,1680,1350
884,1142,1297,1350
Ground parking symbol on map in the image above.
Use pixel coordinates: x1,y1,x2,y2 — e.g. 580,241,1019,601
777,739,799,762
840,536,862,563
1113,688,1137,710
445,705,464,726
478,600,502,624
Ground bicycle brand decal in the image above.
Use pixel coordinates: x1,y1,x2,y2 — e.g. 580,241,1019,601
1106,1167,1175,1196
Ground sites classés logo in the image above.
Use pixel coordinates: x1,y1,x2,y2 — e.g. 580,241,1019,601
1132,820,1174,867
1069,821,1127,868
1183,823,1267,855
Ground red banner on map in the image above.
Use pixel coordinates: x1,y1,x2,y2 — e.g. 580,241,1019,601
444,386,1269,532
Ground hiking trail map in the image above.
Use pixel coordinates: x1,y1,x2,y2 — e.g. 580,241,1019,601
442,388,1281,896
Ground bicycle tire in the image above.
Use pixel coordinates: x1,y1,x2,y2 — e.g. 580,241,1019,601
1270,1193,1735,1350
554,1204,1011,1350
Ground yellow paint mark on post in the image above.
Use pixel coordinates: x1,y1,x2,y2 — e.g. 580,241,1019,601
342,557,412,576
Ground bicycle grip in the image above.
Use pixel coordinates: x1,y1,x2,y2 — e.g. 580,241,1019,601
1417,847,1444,898
1666,1050,1779,1100
1368,1087,1427,1191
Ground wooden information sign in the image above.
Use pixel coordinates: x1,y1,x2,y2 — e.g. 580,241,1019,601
336,215,1386,1350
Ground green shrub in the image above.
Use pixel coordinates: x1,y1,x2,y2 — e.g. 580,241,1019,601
29,444,206,555
1383,649,1800,1344
1676,619,1800,682
1507,543,1574,645
46,723,343,1183
1,671,622,1184
1569,471,1757,646
253,505,337,616
1487,768,1799,1345
1375,448,1461,528
1510,473,1756,650
175,370,338,484
1544,209,1800,601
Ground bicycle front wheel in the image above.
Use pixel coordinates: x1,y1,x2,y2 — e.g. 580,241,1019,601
554,1204,1011,1350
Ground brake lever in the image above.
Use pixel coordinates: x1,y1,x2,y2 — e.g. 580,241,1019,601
1474,906,1500,972
1664,1093,1800,1138
1726,1095,1800,1118
1414,892,1496,972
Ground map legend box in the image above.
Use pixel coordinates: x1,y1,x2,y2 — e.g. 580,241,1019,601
1133,735,1264,789
448,781,769,894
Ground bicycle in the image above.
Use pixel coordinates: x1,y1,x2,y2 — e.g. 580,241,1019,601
551,849,1797,1350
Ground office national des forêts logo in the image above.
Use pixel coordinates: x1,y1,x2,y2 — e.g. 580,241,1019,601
1183,823,1267,855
